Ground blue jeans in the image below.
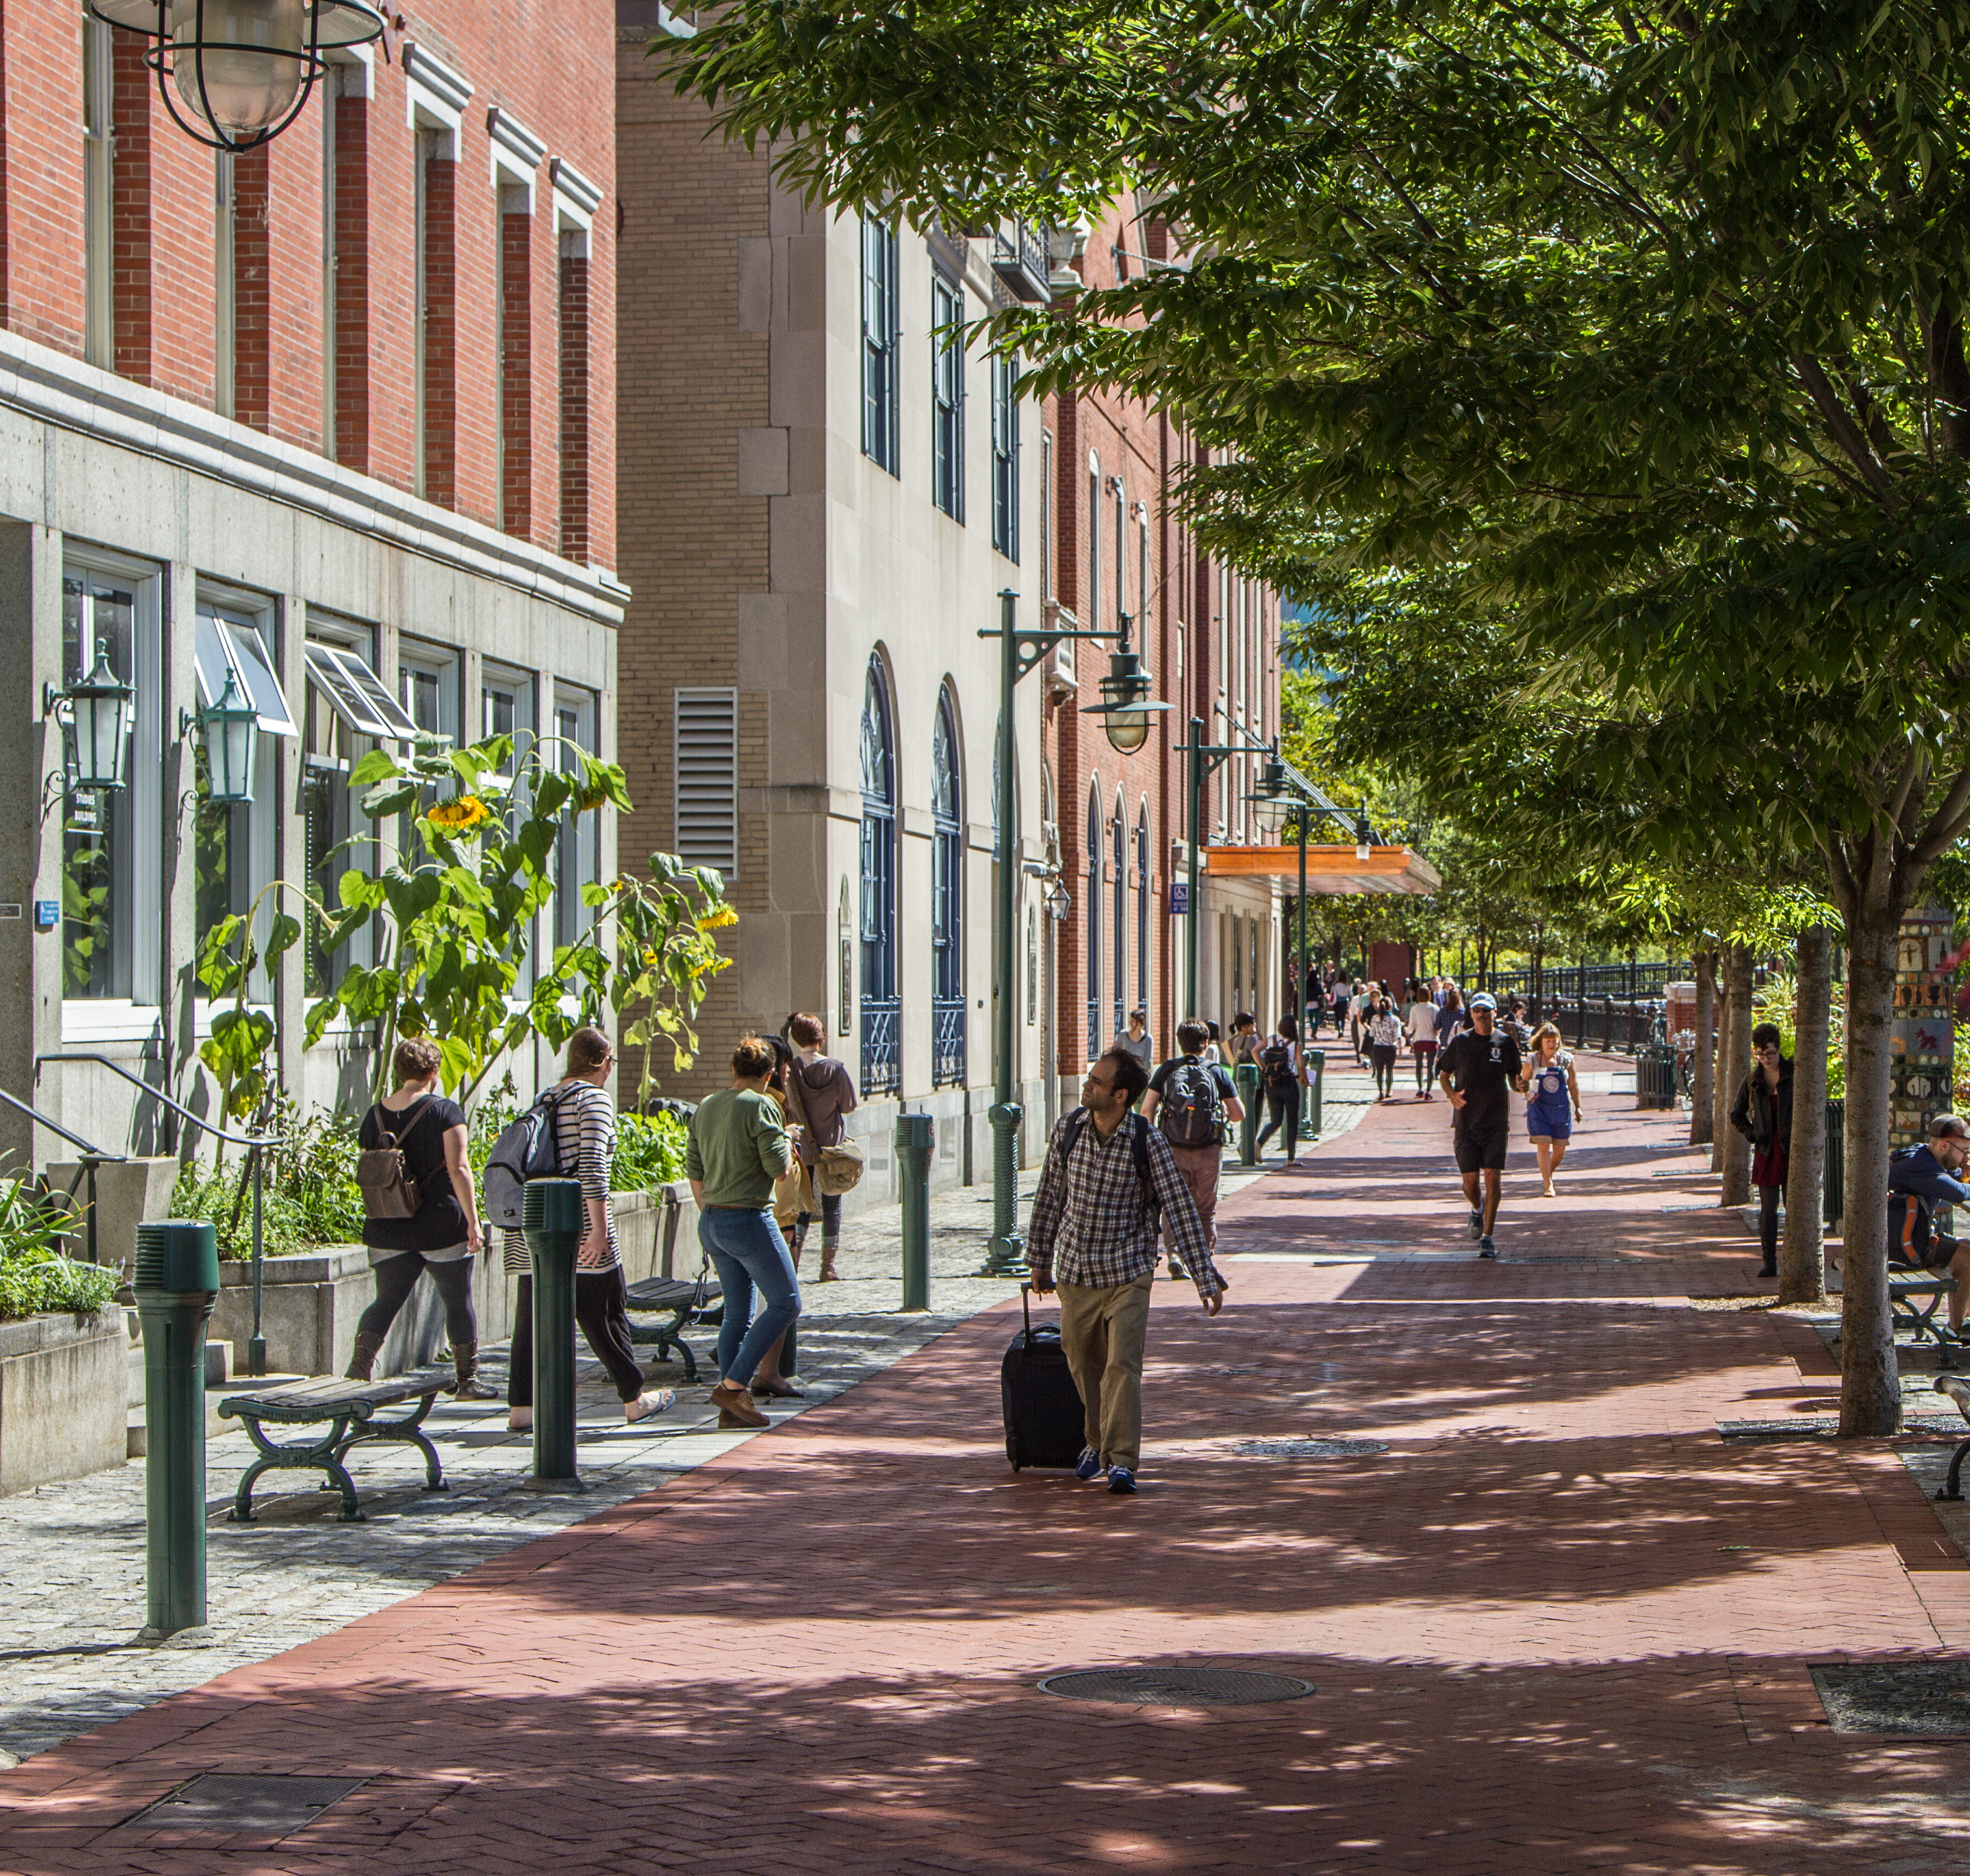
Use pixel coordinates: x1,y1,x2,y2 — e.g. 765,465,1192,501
698,1206,802,1387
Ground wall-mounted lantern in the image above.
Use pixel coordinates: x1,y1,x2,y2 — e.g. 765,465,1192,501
46,643,136,794
182,668,258,804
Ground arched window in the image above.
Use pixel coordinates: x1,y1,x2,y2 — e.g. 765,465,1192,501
1085,784,1102,1060
1111,793,1127,1040
860,657,899,1094
931,689,965,1087
1136,803,1151,1017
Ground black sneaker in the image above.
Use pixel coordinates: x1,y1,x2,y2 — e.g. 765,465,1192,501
1479,1235,1497,1259
1467,1208,1484,1241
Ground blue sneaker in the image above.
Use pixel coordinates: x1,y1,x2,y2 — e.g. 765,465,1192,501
1075,1446,1104,1481
1467,1208,1484,1241
1479,1235,1497,1259
1108,1466,1137,1494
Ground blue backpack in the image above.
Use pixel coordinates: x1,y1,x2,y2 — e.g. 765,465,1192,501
480,1089,569,1231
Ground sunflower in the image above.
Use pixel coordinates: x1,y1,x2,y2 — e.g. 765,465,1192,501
697,904,738,930
427,796,492,831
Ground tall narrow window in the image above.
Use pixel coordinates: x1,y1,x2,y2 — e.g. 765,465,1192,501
1039,427,1054,600
931,270,964,519
328,68,370,469
1137,505,1150,637
861,217,900,474
1111,798,1127,1040
417,128,459,505
1085,787,1102,1060
82,14,113,368
501,188,533,537
1136,806,1151,1015
860,660,900,1093
1113,480,1128,626
1088,452,1102,631
558,226,590,560
553,687,599,953
214,154,236,417
304,617,380,995
992,352,1019,559
414,130,430,496
931,691,965,1087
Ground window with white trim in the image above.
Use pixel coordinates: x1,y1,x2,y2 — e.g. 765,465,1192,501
303,613,381,993
931,269,964,521
552,685,599,954
861,216,900,474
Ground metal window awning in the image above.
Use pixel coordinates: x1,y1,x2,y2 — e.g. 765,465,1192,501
306,642,420,741
1204,844,1441,896
195,612,297,736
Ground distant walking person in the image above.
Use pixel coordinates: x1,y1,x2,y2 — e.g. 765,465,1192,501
783,1012,858,1284
1518,1023,1584,1197
1406,984,1440,1099
1730,1023,1793,1281
1438,993,1522,1259
1027,1049,1224,1494
1367,996,1403,1101
1351,981,1374,1062
349,1037,492,1398
504,1028,675,1431
1115,1009,1156,1074
1435,987,1467,1049
688,1035,803,1430
1255,1016,1303,1162
1142,1019,1245,1278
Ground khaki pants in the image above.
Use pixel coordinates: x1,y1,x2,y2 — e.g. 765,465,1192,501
1057,1273,1155,1473
1166,1142,1223,1254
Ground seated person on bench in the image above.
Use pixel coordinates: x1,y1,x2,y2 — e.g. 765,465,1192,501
1881,1112,1970,1336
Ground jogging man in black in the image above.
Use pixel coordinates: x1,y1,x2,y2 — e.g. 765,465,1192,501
1437,992,1522,1258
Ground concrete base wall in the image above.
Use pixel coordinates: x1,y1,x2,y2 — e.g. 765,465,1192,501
0,1309,129,1494
45,1157,179,1273
208,1188,691,1377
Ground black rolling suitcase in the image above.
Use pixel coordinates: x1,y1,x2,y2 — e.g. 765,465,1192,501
1002,1284,1085,1471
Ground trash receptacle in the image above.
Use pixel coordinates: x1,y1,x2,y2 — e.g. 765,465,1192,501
1235,1062,1260,1165
134,1219,220,1639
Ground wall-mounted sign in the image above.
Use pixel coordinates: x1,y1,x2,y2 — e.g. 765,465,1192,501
1168,881,1189,916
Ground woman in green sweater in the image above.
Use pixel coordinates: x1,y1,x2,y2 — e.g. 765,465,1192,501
687,1034,801,1429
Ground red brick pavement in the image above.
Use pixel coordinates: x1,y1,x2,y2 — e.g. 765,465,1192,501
7,1062,1970,1874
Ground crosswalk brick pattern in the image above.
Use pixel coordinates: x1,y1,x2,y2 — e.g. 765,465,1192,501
7,1058,1970,1872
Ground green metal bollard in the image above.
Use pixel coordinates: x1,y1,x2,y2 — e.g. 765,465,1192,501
523,1178,586,1487
134,1220,219,1640
1236,1062,1261,1166
897,1111,933,1311
976,1101,1026,1276
1304,1048,1325,1140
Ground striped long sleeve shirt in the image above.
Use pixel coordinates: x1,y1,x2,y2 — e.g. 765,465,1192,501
1026,1110,1224,1301
501,1082,619,1275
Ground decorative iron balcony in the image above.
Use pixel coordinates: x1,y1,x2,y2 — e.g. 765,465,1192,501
862,999,900,1098
993,219,1051,303
932,999,967,1088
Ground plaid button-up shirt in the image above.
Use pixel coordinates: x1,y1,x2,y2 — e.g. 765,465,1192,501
1027,1109,1224,1300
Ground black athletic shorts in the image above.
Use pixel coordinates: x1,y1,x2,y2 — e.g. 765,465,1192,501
1892,1231,1957,1275
1453,1107,1510,1173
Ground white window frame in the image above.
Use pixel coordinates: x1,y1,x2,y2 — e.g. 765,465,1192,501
307,641,420,741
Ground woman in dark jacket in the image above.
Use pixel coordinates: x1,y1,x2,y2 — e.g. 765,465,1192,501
1730,1022,1794,1279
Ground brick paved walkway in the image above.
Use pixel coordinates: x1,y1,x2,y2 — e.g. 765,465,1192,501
8,1064,1970,1873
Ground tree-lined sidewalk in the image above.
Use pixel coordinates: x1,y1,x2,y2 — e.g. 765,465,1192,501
6,1094,1970,1873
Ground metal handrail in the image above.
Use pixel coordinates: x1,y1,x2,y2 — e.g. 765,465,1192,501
0,1085,127,1267
35,1052,282,1376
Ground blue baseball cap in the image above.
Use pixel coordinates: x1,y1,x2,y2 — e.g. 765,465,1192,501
1467,992,1497,1011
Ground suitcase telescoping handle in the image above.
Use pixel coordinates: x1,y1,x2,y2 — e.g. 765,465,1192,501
1021,1280,1040,1343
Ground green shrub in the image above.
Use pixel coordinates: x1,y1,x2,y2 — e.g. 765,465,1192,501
170,1096,366,1260
614,1110,687,1190
0,1167,118,1320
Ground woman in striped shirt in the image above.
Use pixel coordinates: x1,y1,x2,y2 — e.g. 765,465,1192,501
505,1028,674,1433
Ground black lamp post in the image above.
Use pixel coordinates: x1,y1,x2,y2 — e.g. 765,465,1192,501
89,1,383,153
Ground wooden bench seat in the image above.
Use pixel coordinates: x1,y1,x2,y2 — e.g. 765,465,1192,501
218,1371,454,1524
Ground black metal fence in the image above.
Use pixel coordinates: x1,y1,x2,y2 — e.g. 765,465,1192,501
1475,960,1688,1006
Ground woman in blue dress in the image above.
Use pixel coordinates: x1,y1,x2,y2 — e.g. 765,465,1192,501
1518,1022,1584,1196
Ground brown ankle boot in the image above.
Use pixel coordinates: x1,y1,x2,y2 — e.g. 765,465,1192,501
709,1380,769,1429
345,1329,385,1382
449,1341,499,1400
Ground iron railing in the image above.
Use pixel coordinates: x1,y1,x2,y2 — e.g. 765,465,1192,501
932,999,966,1088
862,1000,901,1097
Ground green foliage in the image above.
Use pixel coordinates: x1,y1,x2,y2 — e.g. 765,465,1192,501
614,1110,688,1191
169,1099,367,1260
0,1164,118,1320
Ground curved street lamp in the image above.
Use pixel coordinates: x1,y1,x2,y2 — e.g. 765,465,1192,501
1079,613,1172,755
89,1,384,153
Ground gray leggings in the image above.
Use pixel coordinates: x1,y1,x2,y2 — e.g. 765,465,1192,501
358,1251,478,1348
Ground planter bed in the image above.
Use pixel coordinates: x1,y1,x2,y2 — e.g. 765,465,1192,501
0,1309,129,1495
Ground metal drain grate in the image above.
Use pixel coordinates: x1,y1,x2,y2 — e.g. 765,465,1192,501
118,1775,366,1835
1231,1437,1389,1459
1498,1257,1636,1267
1039,1666,1316,1707
1812,1661,1970,1735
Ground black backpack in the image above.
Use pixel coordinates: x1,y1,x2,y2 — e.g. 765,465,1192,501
1059,1109,1160,1224
1155,1059,1225,1149
481,1088,570,1231
1259,1038,1295,1091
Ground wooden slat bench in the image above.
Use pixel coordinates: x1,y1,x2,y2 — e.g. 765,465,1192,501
624,1274,722,1381
218,1371,454,1524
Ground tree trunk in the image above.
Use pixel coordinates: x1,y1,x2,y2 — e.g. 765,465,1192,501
1690,948,1716,1148
1710,951,1734,1171
1781,925,1831,1304
1839,912,1902,1437
1719,945,1753,1207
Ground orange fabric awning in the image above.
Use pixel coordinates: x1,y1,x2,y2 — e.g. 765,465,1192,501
1202,845,1441,896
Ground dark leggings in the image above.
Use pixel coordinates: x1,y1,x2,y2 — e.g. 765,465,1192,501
508,1267,647,1405
1370,1043,1397,1098
1256,1083,1300,1157
358,1251,478,1349
793,1190,842,1250
1758,1183,1781,1272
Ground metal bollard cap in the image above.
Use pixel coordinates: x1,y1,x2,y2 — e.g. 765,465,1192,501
134,1220,220,1295
522,1177,586,1235
896,1112,934,1149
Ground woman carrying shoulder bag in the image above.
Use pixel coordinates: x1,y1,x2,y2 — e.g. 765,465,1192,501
783,1011,859,1282
348,1037,494,1397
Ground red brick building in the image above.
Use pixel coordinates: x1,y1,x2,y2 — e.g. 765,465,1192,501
1039,202,1282,1118
1,3,624,1158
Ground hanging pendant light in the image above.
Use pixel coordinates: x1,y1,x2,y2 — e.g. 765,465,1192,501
89,1,383,153
1079,613,1172,755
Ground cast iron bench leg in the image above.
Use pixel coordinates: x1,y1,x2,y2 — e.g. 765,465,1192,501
339,1393,447,1495
229,1411,361,1523
1937,1436,1970,1502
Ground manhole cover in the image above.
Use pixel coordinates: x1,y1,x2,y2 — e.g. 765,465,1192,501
118,1774,366,1834
1038,1667,1315,1707
1812,1661,1970,1735
1231,1438,1389,1459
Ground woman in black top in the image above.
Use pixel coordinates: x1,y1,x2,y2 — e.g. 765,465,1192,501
1730,1022,1794,1281
347,1037,494,1396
